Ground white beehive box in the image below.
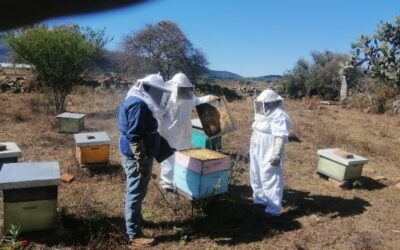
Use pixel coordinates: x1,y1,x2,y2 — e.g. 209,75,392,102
317,148,368,182
0,142,22,169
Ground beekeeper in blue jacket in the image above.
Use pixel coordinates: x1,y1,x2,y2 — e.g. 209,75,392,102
159,72,218,192
118,73,173,247
250,89,291,216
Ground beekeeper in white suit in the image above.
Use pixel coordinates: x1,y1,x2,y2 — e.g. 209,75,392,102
159,72,218,191
250,89,291,216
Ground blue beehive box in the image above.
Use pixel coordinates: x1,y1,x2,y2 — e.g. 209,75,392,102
173,149,230,200
191,119,221,150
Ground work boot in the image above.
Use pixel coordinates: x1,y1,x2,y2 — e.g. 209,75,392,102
129,237,156,248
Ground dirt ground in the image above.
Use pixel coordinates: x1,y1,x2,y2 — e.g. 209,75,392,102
1,87,400,249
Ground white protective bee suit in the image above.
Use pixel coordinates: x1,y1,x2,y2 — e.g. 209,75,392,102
159,73,211,190
249,89,291,216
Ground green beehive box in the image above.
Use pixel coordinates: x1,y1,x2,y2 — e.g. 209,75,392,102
191,119,221,150
56,112,85,133
317,148,368,182
0,162,61,233
4,199,57,233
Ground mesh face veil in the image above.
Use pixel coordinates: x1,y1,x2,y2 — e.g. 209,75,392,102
177,86,194,100
254,100,282,116
142,83,171,109
254,101,265,115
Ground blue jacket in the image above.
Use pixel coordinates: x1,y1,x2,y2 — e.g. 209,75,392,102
118,96,160,157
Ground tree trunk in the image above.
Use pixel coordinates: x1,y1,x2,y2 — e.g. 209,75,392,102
340,75,348,101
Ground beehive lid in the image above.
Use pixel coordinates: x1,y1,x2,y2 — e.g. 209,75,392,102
317,148,368,166
181,148,227,161
195,96,236,139
56,112,85,119
74,132,111,147
0,142,22,159
0,161,61,190
191,118,203,129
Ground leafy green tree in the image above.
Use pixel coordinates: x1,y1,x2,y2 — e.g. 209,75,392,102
350,16,400,87
281,58,309,98
282,50,363,100
121,20,208,82
4,25,108,113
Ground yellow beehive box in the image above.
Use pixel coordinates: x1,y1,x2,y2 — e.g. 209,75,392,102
74,132,111,166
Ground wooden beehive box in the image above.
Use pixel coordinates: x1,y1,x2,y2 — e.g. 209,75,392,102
173,148,230,200
0,142,22,170
0,161,61,233
191,119,221,150
74,132,111,166
317,148,368,182
56,112,85,133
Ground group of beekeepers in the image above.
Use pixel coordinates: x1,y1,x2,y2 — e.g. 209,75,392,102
118,72,291,247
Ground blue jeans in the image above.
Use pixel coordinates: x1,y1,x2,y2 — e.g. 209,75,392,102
121,154,154,239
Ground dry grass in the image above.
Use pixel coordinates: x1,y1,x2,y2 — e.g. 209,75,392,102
0,87,400,249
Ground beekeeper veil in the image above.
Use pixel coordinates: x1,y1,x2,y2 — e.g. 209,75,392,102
126,73,171,120
165,73,195,120
254,89,283,121
166,73,194,102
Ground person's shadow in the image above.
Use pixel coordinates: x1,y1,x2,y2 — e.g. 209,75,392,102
151,184,371,245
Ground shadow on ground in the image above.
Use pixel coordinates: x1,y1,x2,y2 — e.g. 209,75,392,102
149,185,371,245
20,184,371,248
85,163,124,176
352,176,386,191
19,209,127,248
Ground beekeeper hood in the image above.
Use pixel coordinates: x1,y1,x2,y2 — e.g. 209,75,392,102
126,73,171,119
166,72,195,102
254,89,283,120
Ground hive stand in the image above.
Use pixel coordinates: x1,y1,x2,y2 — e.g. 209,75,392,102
313,171,354,189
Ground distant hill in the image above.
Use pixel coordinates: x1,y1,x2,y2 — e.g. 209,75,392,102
203,69,282,82
204,69,243,80
246,75,283,81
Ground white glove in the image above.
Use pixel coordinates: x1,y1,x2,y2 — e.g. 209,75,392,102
209,95,220,101
269,136,284,167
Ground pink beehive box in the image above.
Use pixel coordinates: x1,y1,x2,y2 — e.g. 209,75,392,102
174,148,230,174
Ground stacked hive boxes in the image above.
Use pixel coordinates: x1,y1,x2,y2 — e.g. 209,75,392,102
317,148,368,182
74,132,111,166
174,148,230,200
191,119,221,150
0,142,22,169
56,112,85,134
0,162,61,233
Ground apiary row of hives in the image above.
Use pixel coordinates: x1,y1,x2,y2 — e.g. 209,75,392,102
57,112,112,166
0,142,60,232
0,112,112,233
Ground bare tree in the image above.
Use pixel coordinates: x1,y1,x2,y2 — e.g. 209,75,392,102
121,20,208,81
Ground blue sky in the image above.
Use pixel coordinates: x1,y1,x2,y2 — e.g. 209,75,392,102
48,0,400,77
